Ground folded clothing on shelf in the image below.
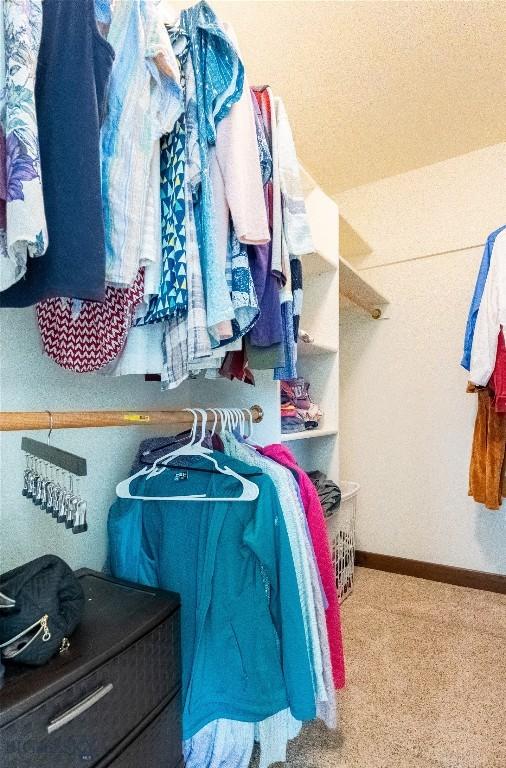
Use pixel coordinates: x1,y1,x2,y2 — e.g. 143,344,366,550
281,403,306,433
280,378,323,433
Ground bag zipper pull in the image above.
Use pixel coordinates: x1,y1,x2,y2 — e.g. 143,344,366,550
41,614,51,642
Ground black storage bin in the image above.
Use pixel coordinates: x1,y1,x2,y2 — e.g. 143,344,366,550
100,693,183,768
0,570,181,768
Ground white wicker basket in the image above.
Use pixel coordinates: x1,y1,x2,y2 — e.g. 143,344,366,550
325,481,360,603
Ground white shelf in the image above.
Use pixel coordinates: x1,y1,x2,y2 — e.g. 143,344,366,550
297,339,338,357
300,165,340,277
339,256,389,317
285,166,340,476
280,427,338,442
304,249,339,277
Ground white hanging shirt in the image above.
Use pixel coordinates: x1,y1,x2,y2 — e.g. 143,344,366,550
102,0,182,288
470,228,506,386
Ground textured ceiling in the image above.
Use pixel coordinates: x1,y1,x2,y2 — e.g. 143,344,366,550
171,0,506,195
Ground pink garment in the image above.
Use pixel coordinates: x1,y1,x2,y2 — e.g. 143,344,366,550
258,443,345,689
211,25,270,248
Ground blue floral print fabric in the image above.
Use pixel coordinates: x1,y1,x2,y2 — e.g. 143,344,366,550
0,0,48,292
0,0,114,307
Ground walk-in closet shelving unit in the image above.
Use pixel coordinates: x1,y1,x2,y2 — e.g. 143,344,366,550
277,169,340,479
281,168,388,481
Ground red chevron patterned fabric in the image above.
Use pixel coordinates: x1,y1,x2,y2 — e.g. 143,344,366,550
36,270,144,372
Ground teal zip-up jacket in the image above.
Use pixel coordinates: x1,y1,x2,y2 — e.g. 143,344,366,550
108,452,316,738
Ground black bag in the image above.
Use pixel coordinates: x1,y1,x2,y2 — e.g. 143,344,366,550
0,555,84,666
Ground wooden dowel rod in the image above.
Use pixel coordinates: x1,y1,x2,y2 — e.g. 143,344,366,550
0,406,264,432
340,289,382,319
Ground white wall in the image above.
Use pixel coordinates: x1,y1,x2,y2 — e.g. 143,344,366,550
0,309,279,573
337,144,506,575
338,143,506,269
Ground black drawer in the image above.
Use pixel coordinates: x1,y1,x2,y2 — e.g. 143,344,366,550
1,572,181,727
0,617,181,768
104,692,182,768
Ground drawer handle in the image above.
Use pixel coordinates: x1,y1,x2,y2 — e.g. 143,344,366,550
47,683,113,734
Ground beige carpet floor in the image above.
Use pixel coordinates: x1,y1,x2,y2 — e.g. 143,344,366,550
254,567,506,768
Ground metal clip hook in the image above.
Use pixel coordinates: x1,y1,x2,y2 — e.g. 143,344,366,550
46,411,53,446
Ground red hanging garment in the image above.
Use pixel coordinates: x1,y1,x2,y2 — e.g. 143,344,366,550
36,270,144,373
490,327,506,413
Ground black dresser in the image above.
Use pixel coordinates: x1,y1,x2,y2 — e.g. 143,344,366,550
0,570,182,768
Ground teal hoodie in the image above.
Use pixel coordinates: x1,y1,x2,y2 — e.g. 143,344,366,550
108,451,316,738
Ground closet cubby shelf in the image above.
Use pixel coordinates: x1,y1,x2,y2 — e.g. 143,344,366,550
300,164,389,317
280,428,339,443
289,164,340,471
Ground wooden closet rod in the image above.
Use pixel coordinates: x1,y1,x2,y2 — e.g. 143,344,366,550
0,406,264,432
340,289,383,319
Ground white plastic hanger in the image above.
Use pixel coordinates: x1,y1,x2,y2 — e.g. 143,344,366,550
246,408,254,440
115,408,259,502
208,408,220,439
215,407,228,435
238,408,252,440
227,407,254,444
231,408,243,438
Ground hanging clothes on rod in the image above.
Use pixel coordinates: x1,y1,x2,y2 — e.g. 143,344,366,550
0,0,48,293
468,229,506,388
244,87,284,372
108,408,344,768
0,0,115,307
258,442,345,690
461,225,506,373
462,226,506,510
101,0,182,290
0,405,264,432
0,0,312,391
468,386,506,510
